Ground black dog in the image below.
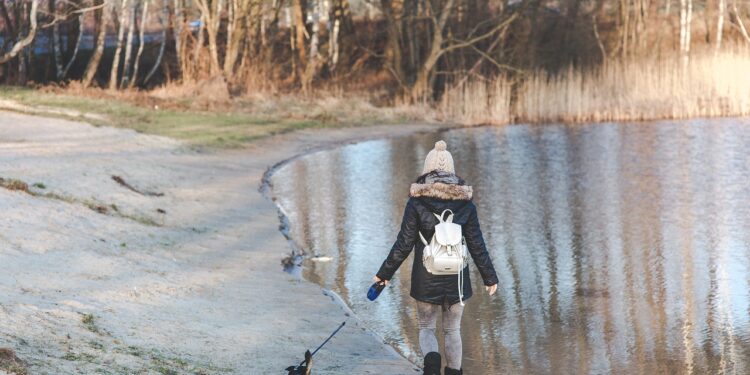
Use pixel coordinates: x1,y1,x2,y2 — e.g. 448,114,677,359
285,350,312,375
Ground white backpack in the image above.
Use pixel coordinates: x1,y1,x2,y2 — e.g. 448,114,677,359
418,209,469,306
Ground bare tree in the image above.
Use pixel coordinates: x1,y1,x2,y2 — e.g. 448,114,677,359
121,0,138,87
82,0,111,87
110,0,132,89
50,0,65,79
679,0,693,66
716,0,725,53
0,0,39,64
130,0,150,87
731,0,750,43
291,0,307,78
145,0,168,84
63,12,85,79
194,0,223,75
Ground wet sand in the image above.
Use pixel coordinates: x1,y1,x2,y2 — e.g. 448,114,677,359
0,110,443,374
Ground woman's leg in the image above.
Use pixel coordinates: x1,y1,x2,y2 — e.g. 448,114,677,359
416,300,440,355
443,303,465,369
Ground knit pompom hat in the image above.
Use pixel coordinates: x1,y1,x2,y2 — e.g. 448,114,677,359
422,140,455,174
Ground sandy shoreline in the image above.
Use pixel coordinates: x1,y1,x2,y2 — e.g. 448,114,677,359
0,111,443,374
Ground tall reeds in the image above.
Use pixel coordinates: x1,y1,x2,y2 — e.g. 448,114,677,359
439,47,750,125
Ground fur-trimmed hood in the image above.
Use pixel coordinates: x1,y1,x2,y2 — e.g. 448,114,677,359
409,170,473,201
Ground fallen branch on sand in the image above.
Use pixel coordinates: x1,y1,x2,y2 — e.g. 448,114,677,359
112,175,164,197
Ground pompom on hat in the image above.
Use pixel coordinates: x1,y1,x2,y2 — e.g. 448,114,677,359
422,140,455,174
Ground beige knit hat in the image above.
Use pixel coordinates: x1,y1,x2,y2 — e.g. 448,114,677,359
422,140,455,174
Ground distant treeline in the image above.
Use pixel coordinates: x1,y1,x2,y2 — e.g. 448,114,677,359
1,0,749,100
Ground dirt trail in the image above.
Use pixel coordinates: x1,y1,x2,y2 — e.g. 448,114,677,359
0,111,437,374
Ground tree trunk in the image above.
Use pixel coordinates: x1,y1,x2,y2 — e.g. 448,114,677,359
193,13,206,76
380,0,404,86
63,13,85,79
195,0,223,75
409,0,455,101
302,0,320,89
731,0,750,43
224,0,251,79
679,0,692,66
130,0,149,87
121,0,138,87
292,0,307,76
173,0,184,74
329,1,342,71
51,0,64,80
145,0,168,84
109,0,131,89
716,0,725,53
82,0,110,87
0,0,38,64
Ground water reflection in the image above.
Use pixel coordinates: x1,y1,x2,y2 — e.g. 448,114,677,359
271,119,750,374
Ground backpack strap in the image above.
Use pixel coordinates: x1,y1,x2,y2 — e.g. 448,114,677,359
418,231,429,246
440,209,454,223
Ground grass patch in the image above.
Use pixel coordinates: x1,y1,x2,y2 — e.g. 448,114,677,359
114,346,232,375
82,313,100,334
62,351,98,362
0,85,422,148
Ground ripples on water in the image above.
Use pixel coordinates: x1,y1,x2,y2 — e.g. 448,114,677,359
271,120,750,374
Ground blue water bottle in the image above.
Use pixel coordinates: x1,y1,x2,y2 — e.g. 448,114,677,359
367,281,386,301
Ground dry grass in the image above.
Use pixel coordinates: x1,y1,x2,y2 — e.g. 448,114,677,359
439,78,513,125
0,178,29,193
0,348,27,375
0,82,434,148
440,47,750,125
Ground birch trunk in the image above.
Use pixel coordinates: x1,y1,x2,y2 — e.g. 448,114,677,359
679,0,692,66
145,0,168,83
130,0,150,87
63,13,85,79
329,8,340,70
301,0,320,89
120,0,138,87
308,0,319,62
173,0,184,74
109,0,131,89
82,0,110,87
51,0,64,80
0,0,38,64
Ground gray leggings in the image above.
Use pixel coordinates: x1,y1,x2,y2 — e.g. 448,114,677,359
416,300,464,369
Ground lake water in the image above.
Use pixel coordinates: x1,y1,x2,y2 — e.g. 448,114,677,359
271,120,750,374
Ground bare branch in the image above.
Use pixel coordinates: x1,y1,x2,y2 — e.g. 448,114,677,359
0,0,39,65
442,13,518,56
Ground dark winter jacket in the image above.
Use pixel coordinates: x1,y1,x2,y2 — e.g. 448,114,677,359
376,171,499,307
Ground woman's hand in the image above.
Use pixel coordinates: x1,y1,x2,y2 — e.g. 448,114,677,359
373,276,389,286
486,284,497,296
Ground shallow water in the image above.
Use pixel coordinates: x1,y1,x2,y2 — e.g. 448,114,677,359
271,120,750,374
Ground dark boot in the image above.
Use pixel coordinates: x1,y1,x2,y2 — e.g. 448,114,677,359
444,367,463,375
423,352,441,375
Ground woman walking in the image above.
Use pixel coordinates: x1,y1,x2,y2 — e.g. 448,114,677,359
373,140,498,375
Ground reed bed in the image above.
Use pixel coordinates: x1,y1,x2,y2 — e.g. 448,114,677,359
440,48,750,125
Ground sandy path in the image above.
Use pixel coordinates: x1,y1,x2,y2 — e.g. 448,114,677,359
0,111,438,374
